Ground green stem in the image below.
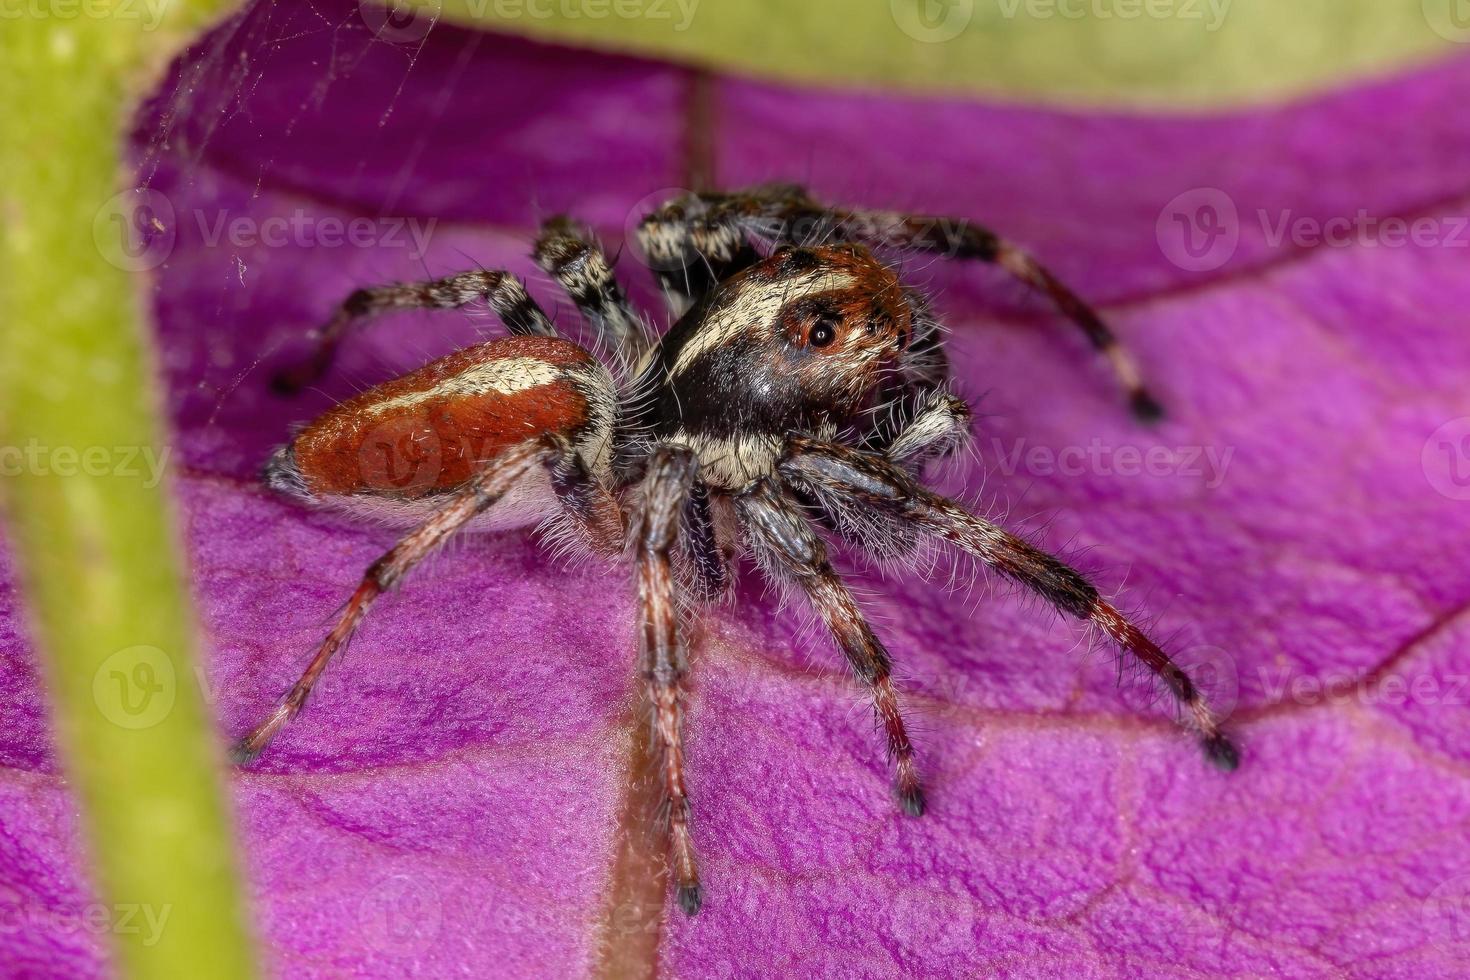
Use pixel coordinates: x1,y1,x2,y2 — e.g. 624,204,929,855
0,6,256,979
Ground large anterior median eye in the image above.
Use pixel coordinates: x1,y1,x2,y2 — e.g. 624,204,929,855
808,319,838,348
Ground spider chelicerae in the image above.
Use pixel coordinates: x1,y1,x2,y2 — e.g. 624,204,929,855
232,183,1239,916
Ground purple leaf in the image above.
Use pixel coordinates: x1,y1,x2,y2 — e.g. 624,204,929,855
4,3,1470,976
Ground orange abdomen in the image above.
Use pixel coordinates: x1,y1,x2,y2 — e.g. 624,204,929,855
291,336,604,498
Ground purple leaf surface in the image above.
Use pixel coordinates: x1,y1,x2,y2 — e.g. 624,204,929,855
4,4,1470,977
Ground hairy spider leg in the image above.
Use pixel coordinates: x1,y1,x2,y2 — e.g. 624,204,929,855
272,269,557,394
826,206,1163,421
639,185,1162,420
780,437,1239,770
634,190,764,318
545,444,626,557
533,217,653,371
231,439,552,764
637,446,704,915
738,478,927,816
883,388,975,472
823,388,976,555
677,480,732,603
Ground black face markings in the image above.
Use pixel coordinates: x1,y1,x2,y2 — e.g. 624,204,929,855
649,332,821,440
865,308,907,349
777,246,822,276
782,295,845,351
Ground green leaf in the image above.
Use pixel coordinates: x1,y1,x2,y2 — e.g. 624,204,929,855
412,0,1466,106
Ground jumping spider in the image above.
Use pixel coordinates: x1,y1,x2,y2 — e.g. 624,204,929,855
233,184,1239,916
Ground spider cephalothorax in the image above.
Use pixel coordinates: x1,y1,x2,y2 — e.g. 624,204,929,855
234,184,1238,917
625,242,926,489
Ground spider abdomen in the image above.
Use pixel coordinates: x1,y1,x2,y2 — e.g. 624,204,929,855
267,336,614,502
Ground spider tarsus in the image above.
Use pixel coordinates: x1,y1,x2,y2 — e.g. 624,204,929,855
270,346,335,396
269,367,314,397
898,784,927,818
1129,389,1165,424
677,883,704,916
1202,732,1240,772
227,738,263,768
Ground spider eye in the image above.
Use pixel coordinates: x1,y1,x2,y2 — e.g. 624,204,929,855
808,320,838,348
